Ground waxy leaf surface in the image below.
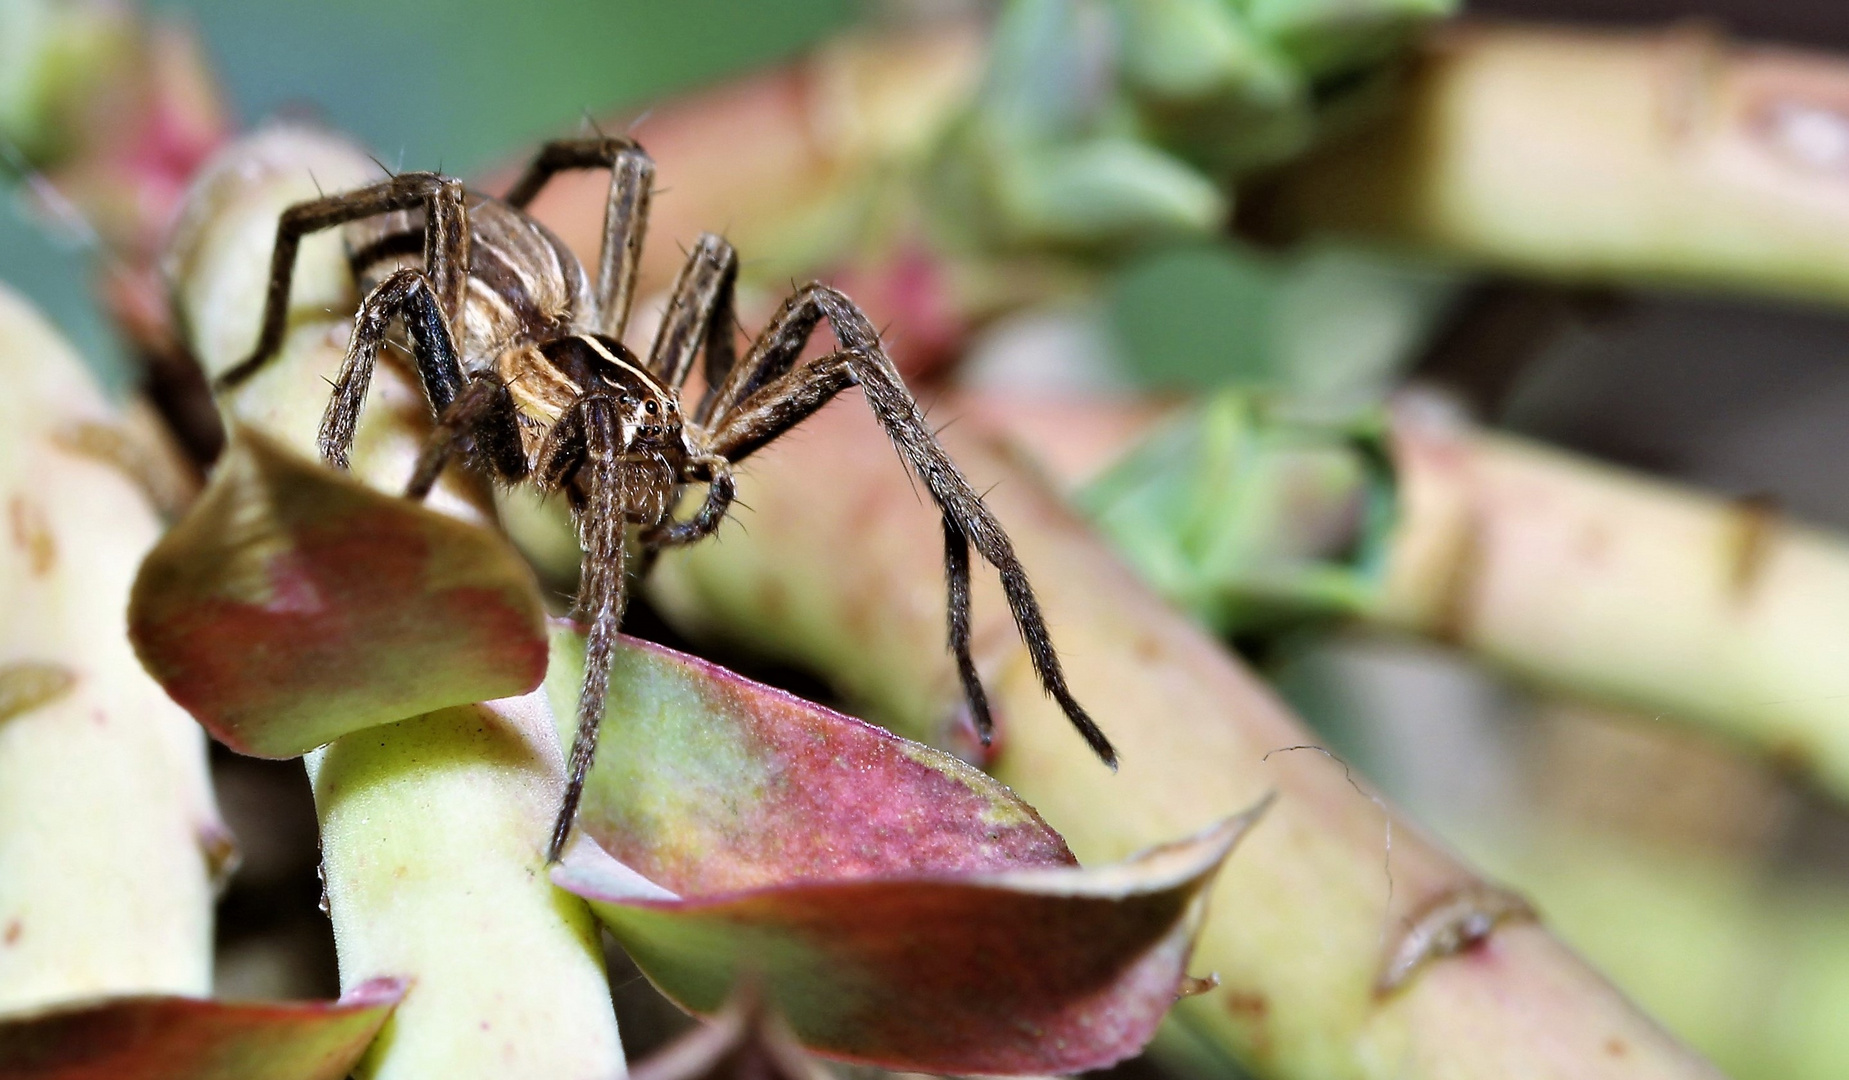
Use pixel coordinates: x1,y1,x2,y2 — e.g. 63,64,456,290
547,629,1265,1075
0,978,403,1080
129,429,548,756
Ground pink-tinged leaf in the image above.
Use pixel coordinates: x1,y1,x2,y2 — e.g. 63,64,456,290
546,628,1268,1074
128,428,548,757
542,626,1075,893
0,977,403,1080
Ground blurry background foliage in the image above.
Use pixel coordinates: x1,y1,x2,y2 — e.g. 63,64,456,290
0,0,1464,404
13,0,1849,431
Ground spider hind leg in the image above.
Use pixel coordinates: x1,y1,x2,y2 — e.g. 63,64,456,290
695,284,1118,768
219,172,469,391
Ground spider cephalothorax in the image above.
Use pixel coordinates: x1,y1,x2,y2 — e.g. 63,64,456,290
220,137,1116,861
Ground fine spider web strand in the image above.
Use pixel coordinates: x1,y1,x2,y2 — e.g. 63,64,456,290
548,398,631,864
1262,744,1395,946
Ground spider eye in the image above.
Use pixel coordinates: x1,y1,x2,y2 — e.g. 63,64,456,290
645,400,658,415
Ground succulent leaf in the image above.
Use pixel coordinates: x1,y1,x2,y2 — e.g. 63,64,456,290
547,628,1265,1074
128,428,549,757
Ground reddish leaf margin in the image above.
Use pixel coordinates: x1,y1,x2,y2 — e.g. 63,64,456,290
0,978,404,1080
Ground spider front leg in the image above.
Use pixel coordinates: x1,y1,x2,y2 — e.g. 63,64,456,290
403,374,528,500
217,172,469,390
702,286,1119,766
315,268,468,471
536,396,633,863
641,456,736,549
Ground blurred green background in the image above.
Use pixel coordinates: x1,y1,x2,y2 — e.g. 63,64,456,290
3,0,1459,401
1,0,857,386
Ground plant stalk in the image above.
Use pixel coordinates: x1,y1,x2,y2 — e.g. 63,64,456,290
1253,20,1849,304
985,390,1849,804
1374,396,1849,796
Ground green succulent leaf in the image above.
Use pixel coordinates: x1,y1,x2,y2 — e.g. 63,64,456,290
128,428,549,757
1078,392,1399,634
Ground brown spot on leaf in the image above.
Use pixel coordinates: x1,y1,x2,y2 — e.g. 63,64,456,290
1575,521,1612,566
1766,735,1818,779
1220,988,1271,1056
1722,492,1779,605
4,919,20,945
8,495,55,576
1377,883,1538,994
0,662,78,724
198,821,242,894
1605,1036,1629,1058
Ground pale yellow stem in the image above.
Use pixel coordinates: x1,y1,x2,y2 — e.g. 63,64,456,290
0,284,223,1010
1376,398,1849,794
1261,21,1849,304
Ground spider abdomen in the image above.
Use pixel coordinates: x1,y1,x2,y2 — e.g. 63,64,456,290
346,192,592,370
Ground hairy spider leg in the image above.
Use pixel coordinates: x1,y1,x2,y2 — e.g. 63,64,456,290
502,137,654,342
697,284,1119,767
405,375,527,499
642,468,736,548
537,396,632,862
545,233,739,860
317,268,469,471
942,517,994,747
697,272,831,427
647,233,738,390
218,173,470,391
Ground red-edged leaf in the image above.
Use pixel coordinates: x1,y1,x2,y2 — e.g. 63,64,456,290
0,977,403,1080
546,629,1266,1074
128,428,548,757
543,626,1074,893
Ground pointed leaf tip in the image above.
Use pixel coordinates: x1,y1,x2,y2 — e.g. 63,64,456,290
129,428,548,757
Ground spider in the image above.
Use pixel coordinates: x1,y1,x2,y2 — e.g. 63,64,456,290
218,136,1117,862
